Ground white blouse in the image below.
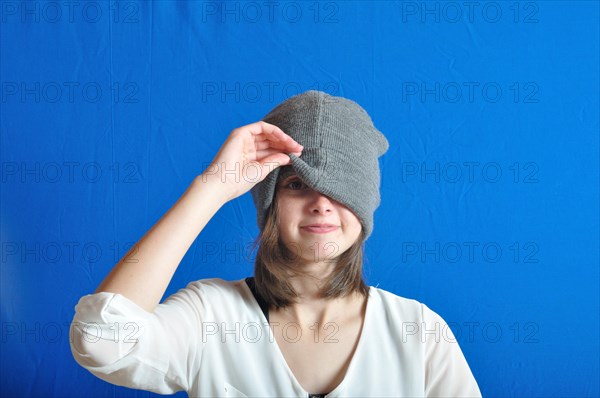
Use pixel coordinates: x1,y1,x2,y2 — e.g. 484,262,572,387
69,278,482,397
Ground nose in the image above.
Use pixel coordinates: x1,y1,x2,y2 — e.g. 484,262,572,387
309,191,334,214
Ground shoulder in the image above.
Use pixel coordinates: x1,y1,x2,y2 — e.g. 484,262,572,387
368,285,449,326
156,278,253,322
168,277,253,312
181,277,248,300
186,277,246,290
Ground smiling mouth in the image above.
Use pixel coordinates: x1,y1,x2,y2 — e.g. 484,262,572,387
301,225,339,234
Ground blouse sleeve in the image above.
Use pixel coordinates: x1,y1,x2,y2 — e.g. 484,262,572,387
69,282,205,395
421,303,482,398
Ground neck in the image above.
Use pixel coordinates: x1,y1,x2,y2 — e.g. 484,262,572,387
273,269,364,326
288,261,334,300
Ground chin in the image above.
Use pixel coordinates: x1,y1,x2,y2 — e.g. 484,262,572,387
300,239,344,262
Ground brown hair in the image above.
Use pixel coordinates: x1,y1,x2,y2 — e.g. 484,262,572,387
249,185,369,309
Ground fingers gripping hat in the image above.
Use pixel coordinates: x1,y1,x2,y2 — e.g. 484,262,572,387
250,90,389,240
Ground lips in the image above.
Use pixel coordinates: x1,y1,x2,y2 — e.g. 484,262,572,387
300,224,339,233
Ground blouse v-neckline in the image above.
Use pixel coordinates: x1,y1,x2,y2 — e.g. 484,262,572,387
243,277,373,397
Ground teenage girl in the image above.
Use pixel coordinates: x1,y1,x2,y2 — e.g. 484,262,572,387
70,91,482,397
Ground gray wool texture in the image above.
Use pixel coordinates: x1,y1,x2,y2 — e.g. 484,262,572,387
250,90,389,240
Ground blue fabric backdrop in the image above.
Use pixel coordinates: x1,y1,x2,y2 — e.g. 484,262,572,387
1,1,599,397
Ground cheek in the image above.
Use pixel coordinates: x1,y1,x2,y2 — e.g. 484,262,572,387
348,221,362,237
276,200,299,228
340,208,359,225
341,217,362,246
277,197,302,217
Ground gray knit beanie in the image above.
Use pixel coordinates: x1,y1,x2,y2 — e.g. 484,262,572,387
250,90,389,240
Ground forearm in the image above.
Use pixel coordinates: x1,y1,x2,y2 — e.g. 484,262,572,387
94,174,229,312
